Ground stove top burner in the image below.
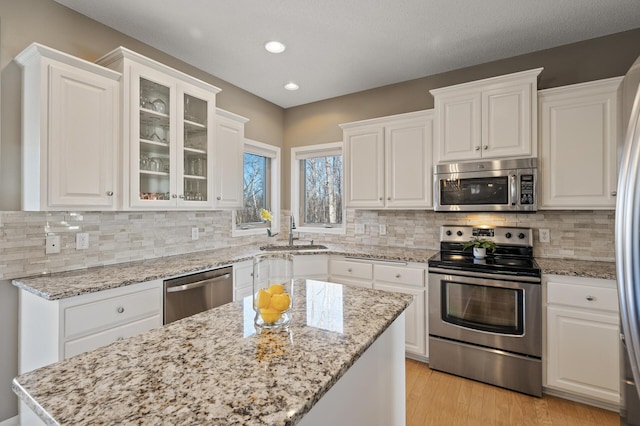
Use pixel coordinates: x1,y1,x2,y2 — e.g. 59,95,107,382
428,251,541,277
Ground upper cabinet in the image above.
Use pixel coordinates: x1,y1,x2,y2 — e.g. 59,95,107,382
96,47,226,210
538,77,621,210
16,43,121,211
214,108,248,209
341,110,433,209
430,68,543,163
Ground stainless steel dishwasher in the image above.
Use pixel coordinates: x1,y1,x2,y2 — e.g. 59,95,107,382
163,266,233,324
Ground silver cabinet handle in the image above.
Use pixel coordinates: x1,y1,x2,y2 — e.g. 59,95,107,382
395,274,401,278
117,306,125,314
347,268,353,273
611,191,617,196
217,196,221,200
483,145,488,150
586,295,595,301
179,194,185,199
379,197,383,201
387,197,391,200
474,146,480,151
172,194,177,198
106,191,114,196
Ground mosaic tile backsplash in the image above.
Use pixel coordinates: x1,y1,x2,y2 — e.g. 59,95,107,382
0,209,615,281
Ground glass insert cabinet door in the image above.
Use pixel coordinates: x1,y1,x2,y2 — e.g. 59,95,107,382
132,72,214,208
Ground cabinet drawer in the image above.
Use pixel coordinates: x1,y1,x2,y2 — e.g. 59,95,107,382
375,264,424,287
64,314,161,358
65,287,162,339
330,260,373,280
547,281,618,312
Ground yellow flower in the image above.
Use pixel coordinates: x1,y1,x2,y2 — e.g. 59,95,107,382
261,209,273,222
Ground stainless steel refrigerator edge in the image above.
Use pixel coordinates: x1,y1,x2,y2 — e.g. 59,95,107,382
616,55,640,426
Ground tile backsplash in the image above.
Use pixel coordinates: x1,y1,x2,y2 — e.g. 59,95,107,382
0,209,614,281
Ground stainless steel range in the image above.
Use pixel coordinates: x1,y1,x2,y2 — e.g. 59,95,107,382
428,225,542,397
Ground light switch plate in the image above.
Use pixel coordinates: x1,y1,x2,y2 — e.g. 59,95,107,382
379,224,387,235
539,229,550,243
76,233,89,250
45,235,61,254
192,227,199,241
355,224,365,234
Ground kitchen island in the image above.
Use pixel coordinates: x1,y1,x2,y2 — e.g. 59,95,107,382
12,279,412,425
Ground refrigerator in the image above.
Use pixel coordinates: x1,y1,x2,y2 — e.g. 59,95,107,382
616,54,640,426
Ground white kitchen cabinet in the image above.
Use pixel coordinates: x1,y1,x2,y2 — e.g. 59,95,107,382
233,260,254,301
545,275,619,406
15,43,121,211
329,257,374,289
18,279,162,375
293,254,329,281
341,110,433,209
214,109,248,209
96,47,226,210
431,68,542,163
539,77,621,209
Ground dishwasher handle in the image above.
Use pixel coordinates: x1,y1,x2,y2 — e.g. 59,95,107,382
166,273,231,293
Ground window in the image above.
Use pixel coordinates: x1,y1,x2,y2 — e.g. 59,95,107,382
291,142,344,234
233,139,280,236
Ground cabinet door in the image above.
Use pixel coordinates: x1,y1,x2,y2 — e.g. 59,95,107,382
539,79,620,209
47,63,118,209
434,91,482,162
385,116,433,208
547,305,619,404
374,282,426,357
482,82,534,158
293,255,329,280
345,126,385,208
214,112,244,209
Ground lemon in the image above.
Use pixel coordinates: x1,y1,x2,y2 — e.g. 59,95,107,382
255,289,272,309
260,307,281,323
267,283,285,295
270,293,291,312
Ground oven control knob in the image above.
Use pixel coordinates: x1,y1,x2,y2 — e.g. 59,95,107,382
518,233,526,239
456,231,463,237
505,232,512,239
445,230,452,236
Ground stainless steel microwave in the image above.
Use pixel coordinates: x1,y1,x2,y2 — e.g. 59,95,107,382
434,158,537,212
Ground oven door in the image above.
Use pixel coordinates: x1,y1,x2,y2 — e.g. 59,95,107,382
428,271,541,357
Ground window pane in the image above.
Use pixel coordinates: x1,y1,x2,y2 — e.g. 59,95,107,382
236,153,269,226
302,155,343,225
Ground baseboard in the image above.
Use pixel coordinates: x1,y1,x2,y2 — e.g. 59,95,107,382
0,415,19,426
542,387,620,413
405,353,428,363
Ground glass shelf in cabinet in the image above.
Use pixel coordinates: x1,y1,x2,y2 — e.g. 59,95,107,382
140,170,170,177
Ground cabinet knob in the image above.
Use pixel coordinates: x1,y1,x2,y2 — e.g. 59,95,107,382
117,306,125,314
179,194,185,199
387,197,391,201
474,146,480,151
348,268,353,273
483,145,488,150
586,295,595,302
106,191,114,196
172,194,178,199
217,196,221,200
395,274,401,278
611,191,617,196
379,197,383,201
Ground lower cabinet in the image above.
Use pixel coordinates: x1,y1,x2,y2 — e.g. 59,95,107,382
19,280,163,375
293,254,329,281
329,256,428,359
233,260,254,301
545,275,619,406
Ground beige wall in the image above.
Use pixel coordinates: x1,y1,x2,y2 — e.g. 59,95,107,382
0,0,285,211
282,28,640,209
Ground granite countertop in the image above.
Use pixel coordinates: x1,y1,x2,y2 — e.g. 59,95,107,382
12,280,413,426
536,258,616,281
12,243,438,301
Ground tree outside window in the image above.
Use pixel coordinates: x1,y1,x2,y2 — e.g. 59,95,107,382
301,155,343,226
236,152,268,226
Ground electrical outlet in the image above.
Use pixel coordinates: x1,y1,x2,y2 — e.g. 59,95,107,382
539,229,550,243
45,235,61,254
76,233,89,250
379,224,387,236
192,227,199,241
355,223,365,234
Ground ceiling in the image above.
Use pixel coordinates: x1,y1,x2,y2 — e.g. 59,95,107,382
54,0,640,108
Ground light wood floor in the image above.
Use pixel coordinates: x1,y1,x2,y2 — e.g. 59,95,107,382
406,359,619,426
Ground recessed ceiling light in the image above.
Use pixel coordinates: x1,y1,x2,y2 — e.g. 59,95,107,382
265,41,286,54
284,82,299,91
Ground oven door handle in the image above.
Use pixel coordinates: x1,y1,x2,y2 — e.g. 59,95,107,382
509,174,518,206
428,267,541,283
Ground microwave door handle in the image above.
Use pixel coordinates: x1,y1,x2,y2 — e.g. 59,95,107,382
509,175,517,206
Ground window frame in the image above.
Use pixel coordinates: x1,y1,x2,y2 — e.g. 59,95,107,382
291,142,345,235
232,138,281,237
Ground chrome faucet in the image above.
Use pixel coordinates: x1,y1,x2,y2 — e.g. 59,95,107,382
289,215,299,245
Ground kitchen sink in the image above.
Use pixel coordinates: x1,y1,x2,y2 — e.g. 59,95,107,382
259,244,328,251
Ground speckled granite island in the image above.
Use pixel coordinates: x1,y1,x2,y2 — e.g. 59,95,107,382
13,280,412,425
